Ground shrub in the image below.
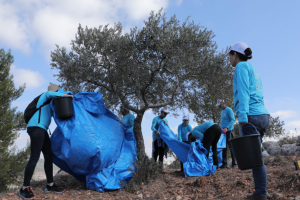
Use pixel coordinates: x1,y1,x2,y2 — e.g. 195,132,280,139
121,156,163,193
278,135,297,147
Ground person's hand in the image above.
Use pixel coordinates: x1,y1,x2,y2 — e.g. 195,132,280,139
224,128,228,132
163,121,168,126
221,129,226,134
239,122,247,126
64,94,74,99
155,131,160,135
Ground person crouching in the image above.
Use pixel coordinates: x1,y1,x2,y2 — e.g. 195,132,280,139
187,122,222,171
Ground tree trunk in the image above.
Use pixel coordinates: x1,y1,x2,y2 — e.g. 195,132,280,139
133,112,147,161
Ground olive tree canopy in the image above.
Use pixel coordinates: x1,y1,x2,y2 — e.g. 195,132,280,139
187,52,234,124
51,10,218,160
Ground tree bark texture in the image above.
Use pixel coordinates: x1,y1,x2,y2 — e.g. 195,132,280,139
133,112,147,161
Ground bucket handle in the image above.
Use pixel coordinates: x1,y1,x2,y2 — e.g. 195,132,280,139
241,122,260,135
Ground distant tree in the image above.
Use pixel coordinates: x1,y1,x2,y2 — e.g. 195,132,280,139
187,52,234,124
51,9,219,161
0,49,29,191
265,116,285,138
233,115,285,138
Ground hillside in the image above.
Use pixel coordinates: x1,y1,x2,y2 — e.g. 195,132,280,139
1,156,300,199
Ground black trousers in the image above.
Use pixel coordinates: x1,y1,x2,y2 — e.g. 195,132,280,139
202,124,222,166
222,130,237,167
23,127,53,186
180,141,190,171
153,140,166,163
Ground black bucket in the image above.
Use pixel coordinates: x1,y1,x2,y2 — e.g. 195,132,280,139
229,134,263,170
53,96,73,119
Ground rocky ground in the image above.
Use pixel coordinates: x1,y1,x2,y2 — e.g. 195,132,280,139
1,155,300,200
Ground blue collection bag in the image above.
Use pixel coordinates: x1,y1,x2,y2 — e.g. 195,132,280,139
158,121,226,177
50,90,137,192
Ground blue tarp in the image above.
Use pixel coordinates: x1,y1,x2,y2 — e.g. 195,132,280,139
50,90,137,192
158,121,226,177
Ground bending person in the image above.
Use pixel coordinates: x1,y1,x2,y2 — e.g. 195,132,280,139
216,99,237,169
229,42,269,200
151,107,169,163
120,105,135,131
177,115,192,172
187,122,221,171
19,84,73,199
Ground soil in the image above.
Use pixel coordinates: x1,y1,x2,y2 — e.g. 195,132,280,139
1,155,300,200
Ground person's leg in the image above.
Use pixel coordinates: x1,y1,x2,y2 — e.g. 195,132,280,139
212,127,222,166
202,125,219,159
241,115,269,197
23,127,45,187
41,130,53,185
158,146,165,163
153,140,159,162
202,134,214,159
228,130,237,166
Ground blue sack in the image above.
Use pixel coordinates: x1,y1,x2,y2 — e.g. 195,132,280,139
158,121,225,177
50,90,137,192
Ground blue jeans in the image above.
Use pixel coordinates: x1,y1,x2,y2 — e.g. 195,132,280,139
239,114,269,196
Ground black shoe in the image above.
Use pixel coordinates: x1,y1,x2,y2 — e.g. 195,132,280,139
44,183,65,193
19,187,36,199
231,165,238,169
247,192,267,200
219,165,227,169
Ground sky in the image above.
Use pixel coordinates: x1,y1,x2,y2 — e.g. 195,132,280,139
1,0,300,158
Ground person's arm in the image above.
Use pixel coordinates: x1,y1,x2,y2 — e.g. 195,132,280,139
128,114,135,131
192,130,204,141
235,65,250,123
163,119,168,126
178,125,182,142
225,109,235,130
151,117,160,135
46,91,64,100
151,118,157,132
188,124,192,132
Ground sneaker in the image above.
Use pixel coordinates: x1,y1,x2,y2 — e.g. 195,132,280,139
44,183,65,193
231,165,238,169
19,187,36,199
247,192,267,200
220,165,227,169
216,167,221,171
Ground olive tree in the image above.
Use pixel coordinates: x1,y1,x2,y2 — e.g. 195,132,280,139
51,10,217,161
187,51,235,124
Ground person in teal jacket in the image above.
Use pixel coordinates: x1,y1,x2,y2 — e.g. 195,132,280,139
151,107,169,163
216,99,237,169
20,84,72,200
187,122,222,170
229,42,270,200
120,105,135,131
177,115,192,171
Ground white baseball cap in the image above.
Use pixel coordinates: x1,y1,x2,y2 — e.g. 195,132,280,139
215,99,224,106
182,115,189,120
160,107,169,114
228,42,249,55
186,132,191,141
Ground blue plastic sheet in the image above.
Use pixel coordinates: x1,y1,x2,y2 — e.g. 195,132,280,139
50,90,137,192
158,121,226,177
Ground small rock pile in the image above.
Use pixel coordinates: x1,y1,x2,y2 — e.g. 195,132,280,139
263,136,300,156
